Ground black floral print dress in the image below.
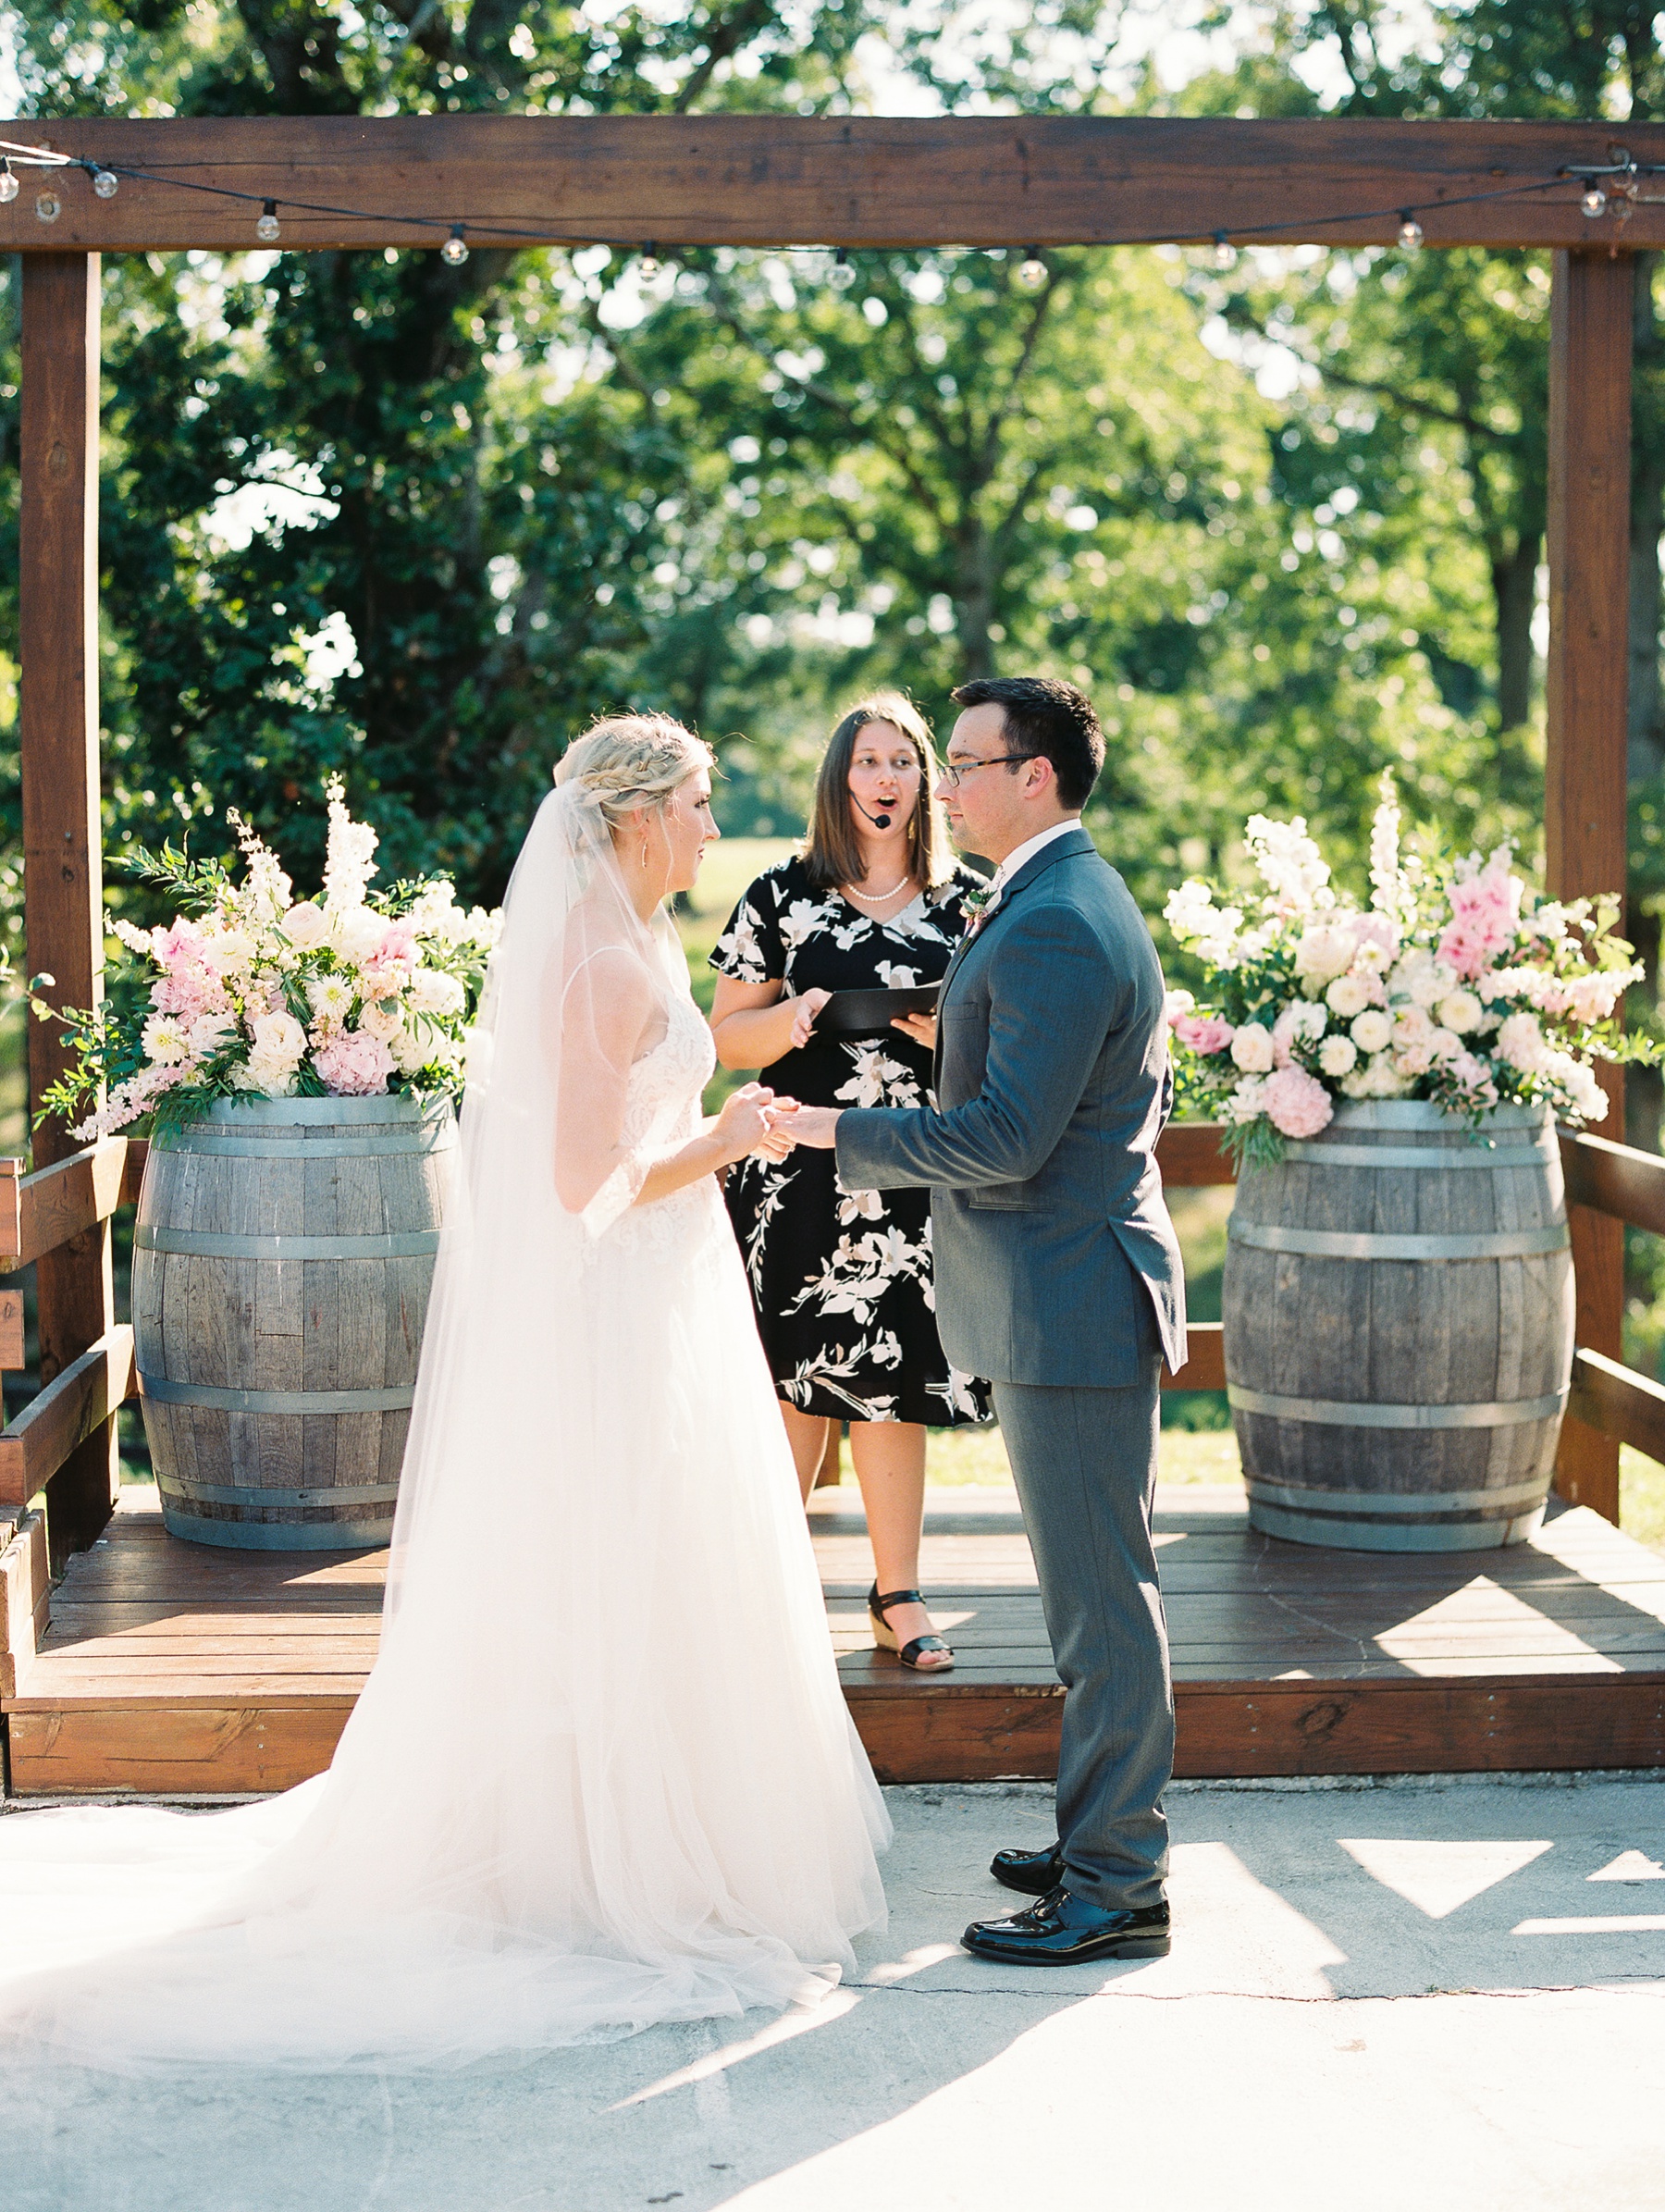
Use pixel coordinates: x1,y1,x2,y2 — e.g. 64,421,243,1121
711,855,993,1427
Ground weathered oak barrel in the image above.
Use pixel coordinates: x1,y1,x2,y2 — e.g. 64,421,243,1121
1222,1100,1572,1551
133,1094,457,1549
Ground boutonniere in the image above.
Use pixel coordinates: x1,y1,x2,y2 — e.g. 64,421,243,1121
961,884,994,921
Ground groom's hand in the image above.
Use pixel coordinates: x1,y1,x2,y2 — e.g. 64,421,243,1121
788,1105,844,1149
892,1011,937,1050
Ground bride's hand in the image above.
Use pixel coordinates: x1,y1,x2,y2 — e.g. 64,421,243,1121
785,1105,842,1150
787,988,832,1050
715,1083,796,1163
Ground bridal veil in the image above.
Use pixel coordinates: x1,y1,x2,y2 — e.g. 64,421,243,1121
0,751,888,2070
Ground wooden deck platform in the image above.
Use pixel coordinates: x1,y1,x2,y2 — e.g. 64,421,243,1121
5,1484,1665,1796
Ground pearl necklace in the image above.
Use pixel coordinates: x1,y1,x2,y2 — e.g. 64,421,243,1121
842,874,915,907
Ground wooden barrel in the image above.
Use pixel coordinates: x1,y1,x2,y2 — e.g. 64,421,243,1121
132,1094,457,1550
1221,1100,1572,1552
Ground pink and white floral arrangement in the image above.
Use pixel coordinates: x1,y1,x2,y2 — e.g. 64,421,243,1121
1164,775,1655,1167
38,778,499,1140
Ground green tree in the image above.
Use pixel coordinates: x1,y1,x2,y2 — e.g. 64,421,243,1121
0,0,874,918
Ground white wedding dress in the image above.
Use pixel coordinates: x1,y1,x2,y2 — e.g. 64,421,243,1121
0,783,889,2071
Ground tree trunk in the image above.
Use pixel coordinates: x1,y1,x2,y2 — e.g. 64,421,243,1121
952,517,996,678
1492,533,1539,730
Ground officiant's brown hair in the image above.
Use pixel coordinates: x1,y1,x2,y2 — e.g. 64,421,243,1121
801,691,952,891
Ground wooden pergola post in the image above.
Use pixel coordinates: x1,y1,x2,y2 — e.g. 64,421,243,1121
1547,247,1634,1523
18,252,117,1561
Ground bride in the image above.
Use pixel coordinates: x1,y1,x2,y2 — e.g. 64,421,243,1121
0,715,889,2070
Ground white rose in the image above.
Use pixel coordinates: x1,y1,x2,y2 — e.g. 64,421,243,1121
241,1050,299,1098
1437,989,1483,1035
188,1011,239,1055
281,901,329,950
1427,1027,1462,1064
1326,973,1370,1019
1363,1053,1412,1098
328,905,388,962
1350,1009,1393,1055
249,1009,306,1064
1391,1004,1434,1048
1317,1034,1357,1078
1293,923,1356,989
406,968,466,1018
1229,1022,1276,1073
358,997,405,1044
1497,1011,1548,1073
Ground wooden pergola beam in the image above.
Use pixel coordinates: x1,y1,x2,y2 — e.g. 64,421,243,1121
0,115,1659,253
4,113,1646,1535
18,251,119,1563
1546,249,1634,1523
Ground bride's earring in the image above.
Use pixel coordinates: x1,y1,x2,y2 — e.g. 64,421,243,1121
640,832,651,871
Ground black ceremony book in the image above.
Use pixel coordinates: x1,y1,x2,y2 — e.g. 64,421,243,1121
815,984,941,1038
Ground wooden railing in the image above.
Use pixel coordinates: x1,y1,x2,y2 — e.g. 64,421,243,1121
0,1119,1659,1551
0,1133,148,1698
1153,1118,1665,1523
0,1138,147,1517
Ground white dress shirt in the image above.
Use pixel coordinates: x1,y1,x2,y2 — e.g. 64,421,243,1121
980,818,1083,921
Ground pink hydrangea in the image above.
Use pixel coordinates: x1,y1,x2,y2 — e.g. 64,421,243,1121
314,1027,396,1096
1264,1064,1334,1140
154,919,206,968
1174,1013,1234,1056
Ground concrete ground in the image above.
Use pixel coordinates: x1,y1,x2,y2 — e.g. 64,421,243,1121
4,1773,1664,2212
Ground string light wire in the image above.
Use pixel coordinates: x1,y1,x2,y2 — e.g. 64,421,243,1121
0,135,1646,266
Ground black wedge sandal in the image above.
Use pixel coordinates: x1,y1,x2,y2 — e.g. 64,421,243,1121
868,1583,955,1673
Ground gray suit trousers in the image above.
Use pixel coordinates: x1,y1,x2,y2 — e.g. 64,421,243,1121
993,1351,1173,1911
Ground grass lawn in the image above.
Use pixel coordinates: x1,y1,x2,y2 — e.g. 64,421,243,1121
920,1422,1244,1488
675,834,798,1112
922,1424,1665,1553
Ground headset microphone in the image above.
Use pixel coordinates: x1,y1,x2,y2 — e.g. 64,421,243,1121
855,797,894,831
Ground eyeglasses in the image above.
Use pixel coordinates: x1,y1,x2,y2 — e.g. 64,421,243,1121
940,753,1033,789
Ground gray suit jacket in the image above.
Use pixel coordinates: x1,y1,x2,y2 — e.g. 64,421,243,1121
834,825,1187,1387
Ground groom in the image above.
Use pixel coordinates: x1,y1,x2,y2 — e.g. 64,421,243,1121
790,674,1186,1963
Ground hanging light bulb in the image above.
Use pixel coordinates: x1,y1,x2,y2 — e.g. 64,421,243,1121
638,241,660,278
256,200,280,244
441,226,470,266
35,190,60,225
1398,210,1424,251
0,162,17,205
1583,184,1610,217
1213,231,1237,271
91,167,118,199
830,247,857,291
1015,248,1047,292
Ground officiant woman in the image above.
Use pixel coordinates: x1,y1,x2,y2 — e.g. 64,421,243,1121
709,694,991,1673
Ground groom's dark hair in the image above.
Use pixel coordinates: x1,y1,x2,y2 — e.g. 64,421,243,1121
949,676,1105,810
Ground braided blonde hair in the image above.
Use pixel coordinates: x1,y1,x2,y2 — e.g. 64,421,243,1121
553,713,713,827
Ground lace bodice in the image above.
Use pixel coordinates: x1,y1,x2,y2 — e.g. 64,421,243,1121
623,986,718,1149
580,984,722,1260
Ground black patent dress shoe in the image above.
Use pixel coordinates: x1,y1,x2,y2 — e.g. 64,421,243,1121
990,1843,1065,1897
962,1886,1171,1965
